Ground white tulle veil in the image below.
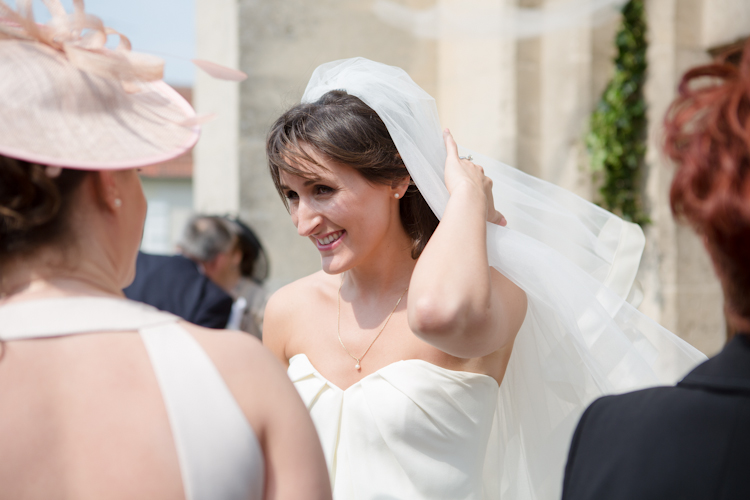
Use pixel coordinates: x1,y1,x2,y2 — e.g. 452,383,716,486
301,58,706,500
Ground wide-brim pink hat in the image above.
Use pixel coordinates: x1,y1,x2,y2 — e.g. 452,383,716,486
0,0,200,170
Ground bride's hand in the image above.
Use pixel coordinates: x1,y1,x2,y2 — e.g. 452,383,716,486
443,129,506,226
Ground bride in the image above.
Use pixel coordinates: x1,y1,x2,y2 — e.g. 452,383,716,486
263,58,706,499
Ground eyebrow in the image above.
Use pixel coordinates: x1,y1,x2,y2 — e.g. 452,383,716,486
278,178,322,191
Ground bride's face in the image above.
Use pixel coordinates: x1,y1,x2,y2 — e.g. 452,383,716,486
279,149,400,274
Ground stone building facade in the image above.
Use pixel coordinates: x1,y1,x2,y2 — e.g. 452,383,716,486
194,0,750,355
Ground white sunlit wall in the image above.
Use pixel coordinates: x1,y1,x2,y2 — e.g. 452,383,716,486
140,177,193,255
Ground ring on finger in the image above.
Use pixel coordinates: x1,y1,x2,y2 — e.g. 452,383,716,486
459,154,473,161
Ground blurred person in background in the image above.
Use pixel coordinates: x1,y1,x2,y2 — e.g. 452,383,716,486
227,217,270,339
179,215,269,338
0,2,331,499
562,40,750,500
124,248,234,329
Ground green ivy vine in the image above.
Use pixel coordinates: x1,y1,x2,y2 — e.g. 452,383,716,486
587,0,649,226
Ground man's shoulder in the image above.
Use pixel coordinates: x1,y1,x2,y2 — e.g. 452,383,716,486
579,386,683,429
126,252,232,328
587,385,682,411
587,339,750,423
583,376,737,425
564,342,750,500
136,252,198,275
565,376,750,499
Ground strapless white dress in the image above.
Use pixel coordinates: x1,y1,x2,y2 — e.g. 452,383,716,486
290,353,498,499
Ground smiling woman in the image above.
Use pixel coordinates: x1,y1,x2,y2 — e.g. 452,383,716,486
268,90,439,260
278,149,409,274
265,61,529,499
263,58,706,500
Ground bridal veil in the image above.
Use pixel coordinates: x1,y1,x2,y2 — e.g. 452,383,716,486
301,57,706,500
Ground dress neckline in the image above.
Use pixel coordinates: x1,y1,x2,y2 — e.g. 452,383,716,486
288,352,499,392
0,296,177,340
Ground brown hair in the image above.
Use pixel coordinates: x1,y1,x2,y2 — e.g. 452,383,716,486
663,41,750,320
0,155,89,264
266,90,438,259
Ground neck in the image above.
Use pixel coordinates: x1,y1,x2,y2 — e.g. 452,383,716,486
343,244,416,299
337,200,418,298
0,249,125,304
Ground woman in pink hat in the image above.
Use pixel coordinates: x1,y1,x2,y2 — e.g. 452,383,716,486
0,3,330,500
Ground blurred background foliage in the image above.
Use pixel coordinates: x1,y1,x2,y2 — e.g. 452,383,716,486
587,0,649,226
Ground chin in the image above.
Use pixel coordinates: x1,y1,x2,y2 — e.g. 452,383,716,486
320,254,353,276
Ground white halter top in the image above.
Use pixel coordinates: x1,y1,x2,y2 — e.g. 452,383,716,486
0,296,264,500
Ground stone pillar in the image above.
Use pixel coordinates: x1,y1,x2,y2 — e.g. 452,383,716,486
436,0,516,164
515,0,543,177
639,0,679,334
194,0,241,214
515,0,595,200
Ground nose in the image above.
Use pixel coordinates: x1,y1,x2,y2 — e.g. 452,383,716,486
294,198,322,237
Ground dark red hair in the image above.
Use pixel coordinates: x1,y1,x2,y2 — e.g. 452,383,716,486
663,40,750,319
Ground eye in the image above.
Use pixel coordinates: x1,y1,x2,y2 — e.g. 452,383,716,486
284,190,299,201
315,185,334,195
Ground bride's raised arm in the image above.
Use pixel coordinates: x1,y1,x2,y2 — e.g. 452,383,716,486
408,129,527,360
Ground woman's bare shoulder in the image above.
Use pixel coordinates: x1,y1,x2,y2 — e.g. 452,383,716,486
178,322,293,423
262,272,338,362
266,271,338,319
270,271,337,302
179,322,267,375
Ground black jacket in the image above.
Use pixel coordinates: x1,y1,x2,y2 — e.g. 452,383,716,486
562,333,750,500
124,252,233,329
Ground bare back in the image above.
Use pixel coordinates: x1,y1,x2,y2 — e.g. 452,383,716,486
0,330,185,500
0,297,330,500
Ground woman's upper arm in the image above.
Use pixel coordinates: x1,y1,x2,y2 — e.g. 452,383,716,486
254,347,332,500
448,266,526,358
486,267,527,351
410,266,527,359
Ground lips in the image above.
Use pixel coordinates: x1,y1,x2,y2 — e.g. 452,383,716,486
314,230,345,250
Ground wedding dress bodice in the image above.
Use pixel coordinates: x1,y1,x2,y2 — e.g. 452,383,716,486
289,353,499,499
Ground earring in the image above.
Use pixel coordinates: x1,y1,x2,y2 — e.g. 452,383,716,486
394,193,400,199
114,198,122,208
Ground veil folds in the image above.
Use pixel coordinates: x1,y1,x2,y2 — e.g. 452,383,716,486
302,58,706,500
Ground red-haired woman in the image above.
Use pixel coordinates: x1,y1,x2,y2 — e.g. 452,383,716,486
562,40,750,500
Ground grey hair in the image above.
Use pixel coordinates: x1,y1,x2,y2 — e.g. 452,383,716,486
177,215,236,263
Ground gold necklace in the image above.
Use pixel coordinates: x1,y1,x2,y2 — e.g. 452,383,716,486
337,278,409,371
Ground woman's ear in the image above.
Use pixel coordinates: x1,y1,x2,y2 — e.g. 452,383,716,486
90,171,122,212
391,174,411,198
